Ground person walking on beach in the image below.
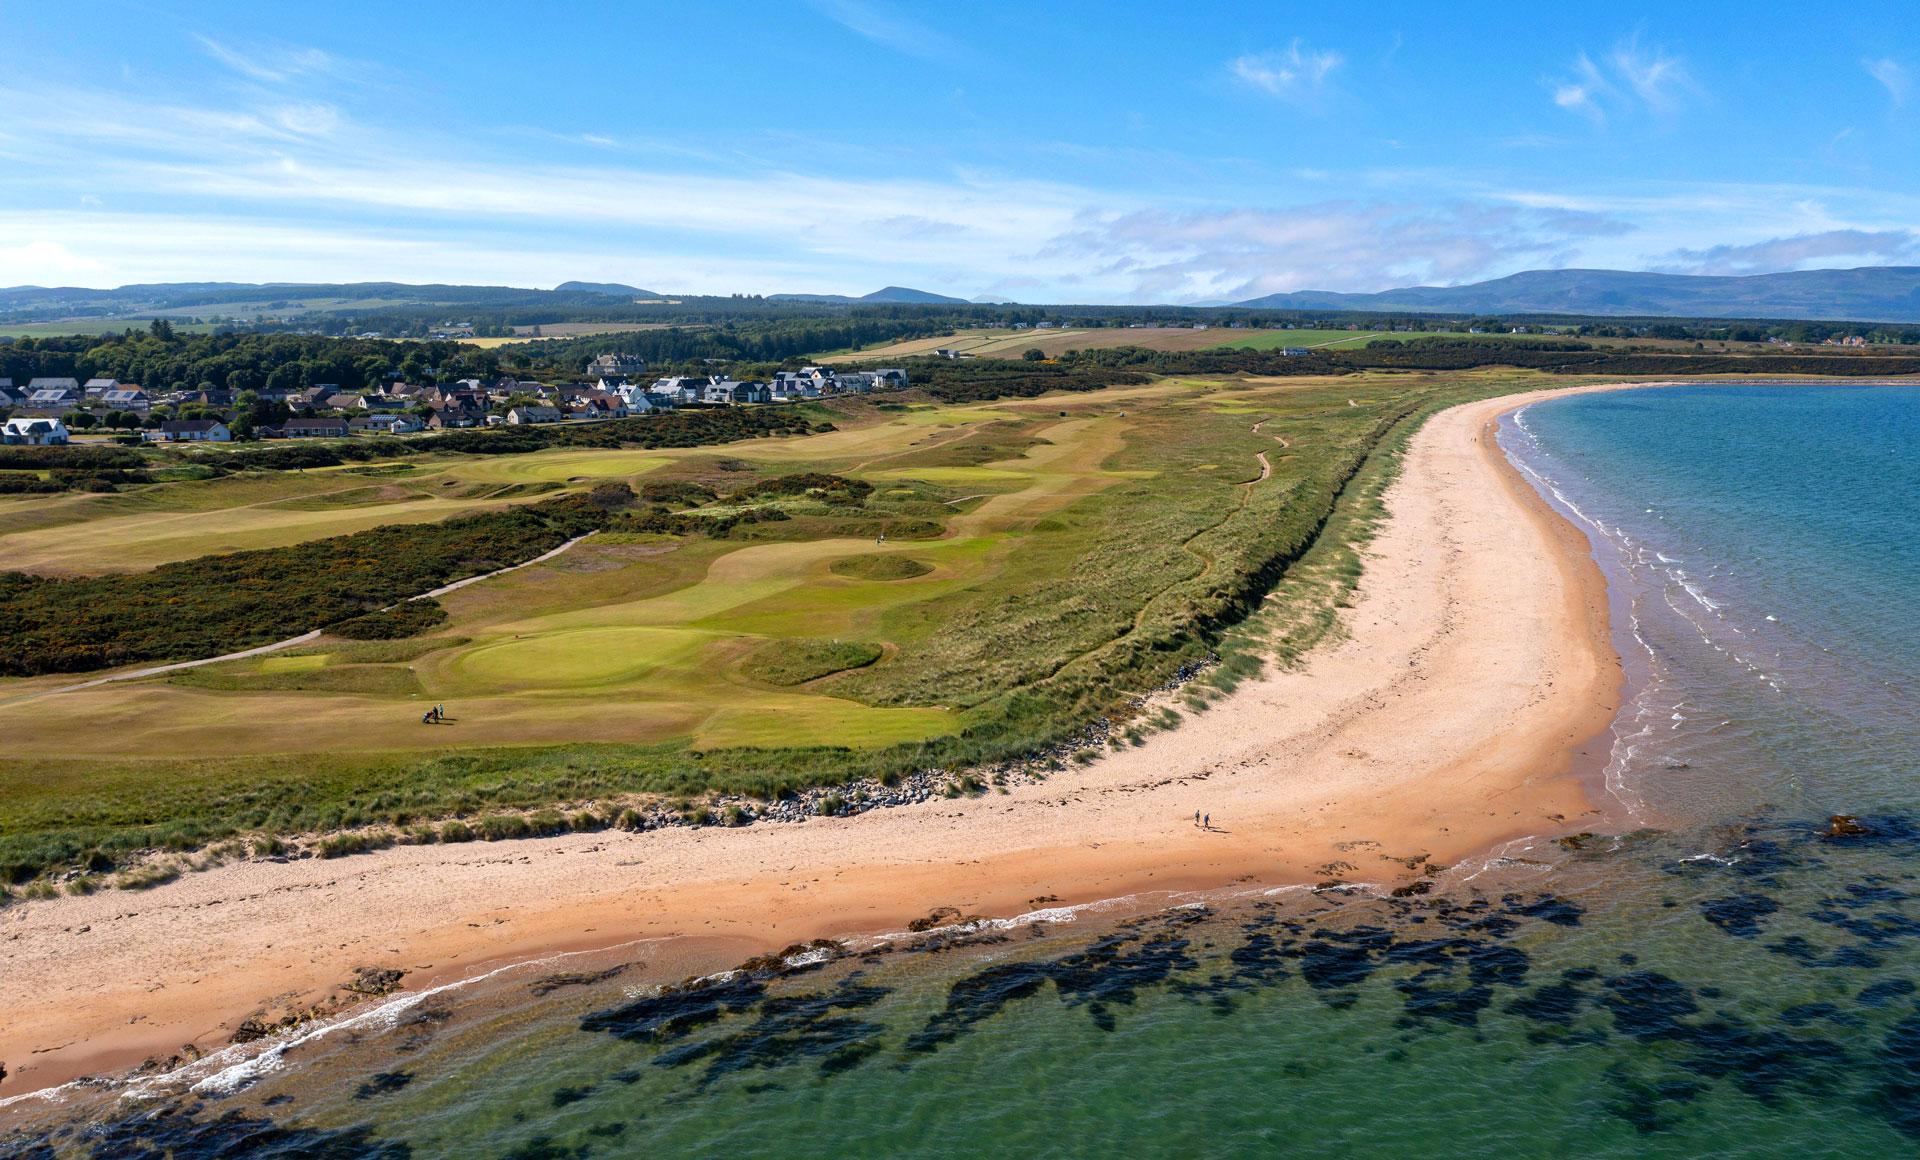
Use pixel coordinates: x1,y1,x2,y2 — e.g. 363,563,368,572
1194,810,1201,827
1204,813,1210,830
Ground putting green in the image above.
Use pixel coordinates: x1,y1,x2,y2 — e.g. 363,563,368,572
452,626,715,691
443,451,671,484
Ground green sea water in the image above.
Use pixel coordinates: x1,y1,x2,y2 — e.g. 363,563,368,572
7,381,1920,1158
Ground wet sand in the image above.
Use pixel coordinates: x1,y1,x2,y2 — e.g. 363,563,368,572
0,384,1632,1099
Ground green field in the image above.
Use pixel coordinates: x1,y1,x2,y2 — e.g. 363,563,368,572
0,318,224,340
1202,328,1456,351
0,366,1575,880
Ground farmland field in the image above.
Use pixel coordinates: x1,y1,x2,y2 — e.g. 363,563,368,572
0,366,1568,872
827,326,1236,362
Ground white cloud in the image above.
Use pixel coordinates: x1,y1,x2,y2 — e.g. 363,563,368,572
0,239,109,284
1655,228,1920,275
1036,201,1636,302
1865,57,1910,106
192,34,340,84
1550,36,1695,122
1230,41,1344,106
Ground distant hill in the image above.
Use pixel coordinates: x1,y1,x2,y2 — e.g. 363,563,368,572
552,281,658,297
769,286,971,305
1235,267,1920,323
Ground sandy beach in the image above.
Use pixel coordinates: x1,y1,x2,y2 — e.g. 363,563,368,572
0,384,1630,1099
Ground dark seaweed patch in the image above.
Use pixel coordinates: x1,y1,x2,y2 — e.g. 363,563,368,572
1699,893,1780,938
500,1135,589,1160
353,1070,413,1099
549,1084,596,1107
1859,979,1918,1007
1507,979,1588,1027
1514,896,1585,927
1872,1015,1920,1139
907,930,1198,1051
579,975,767,1043
1808,908,1920,946
0,1100,410,1159
648,976,892,1085
1598,972,1699,1040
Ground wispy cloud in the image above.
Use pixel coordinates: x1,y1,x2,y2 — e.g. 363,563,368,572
807,0,959,62
1865,57,1910,106
192,34,340,84
1656,228,1920,275
1549,35,1696,123
1230,41,1344,107
1037,201,1635,302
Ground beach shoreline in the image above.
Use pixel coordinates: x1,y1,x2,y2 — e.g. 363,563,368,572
0,381,1643,1103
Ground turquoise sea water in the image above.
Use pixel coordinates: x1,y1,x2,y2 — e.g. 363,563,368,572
7,381,1920,1158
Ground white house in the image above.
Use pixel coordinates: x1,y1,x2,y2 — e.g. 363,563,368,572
100,388,151,411
506,405,561,425
349,413,424,434
149,419,231,442
2,417,70,445
83,377,120,399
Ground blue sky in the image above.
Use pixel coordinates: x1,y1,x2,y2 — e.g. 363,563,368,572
3,0,1918,302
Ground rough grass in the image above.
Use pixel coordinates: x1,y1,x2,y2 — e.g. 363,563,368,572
739,638,884,685
829,554,934,581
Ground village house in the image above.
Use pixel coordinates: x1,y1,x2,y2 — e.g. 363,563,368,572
587,353,648,379
426,403,484,429
506,404,562,425
651,376,710,406
575,395,628,420
2,416,70,445
27,379,82,408
147,419,231,443
349,413,424,434
100,388,151,411
277,416,350,438
0,381,25,407
83,378,121,399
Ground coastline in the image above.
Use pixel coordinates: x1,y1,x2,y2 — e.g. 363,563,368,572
0,382,1638,1102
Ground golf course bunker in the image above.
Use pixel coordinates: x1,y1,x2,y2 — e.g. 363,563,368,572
453,626,714,692
830,554,934,581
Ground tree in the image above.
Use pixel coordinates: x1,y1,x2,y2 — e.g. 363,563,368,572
149,317,176,342
62,410,97,429
1021,348,1045,361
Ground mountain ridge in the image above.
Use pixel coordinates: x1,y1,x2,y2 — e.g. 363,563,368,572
1235,266,1920,323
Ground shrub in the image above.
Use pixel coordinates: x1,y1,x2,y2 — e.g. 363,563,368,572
723,805,745,826
686,806,712,826
614,808,645,831
476,815,530,841
570,811,601,832
115,863,181,891
328,599,449,641
440,819,474,843
251,835,286,857
527,810,567,835
318,831,395,858
816,795,845,816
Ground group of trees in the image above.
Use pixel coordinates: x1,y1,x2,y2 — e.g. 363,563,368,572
0,324,503,396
